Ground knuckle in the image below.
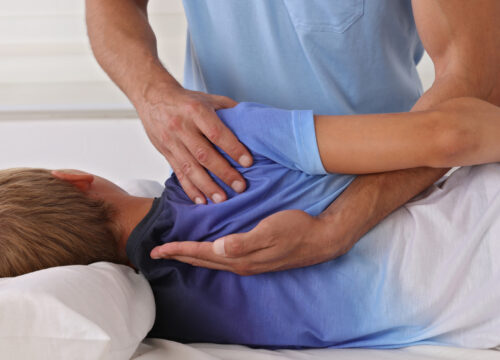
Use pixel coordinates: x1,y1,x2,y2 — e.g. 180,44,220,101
192,242,204,254
226,143,243,157
227,240,243,256
221,168,236,182
158,131,170,144
181,161,193,176
172,243,182,252
186,100,203,114
166,116,182,132
205,125,221,143
162,244,175,254
194,146,209,164
175,170,185,181
172,164,186,182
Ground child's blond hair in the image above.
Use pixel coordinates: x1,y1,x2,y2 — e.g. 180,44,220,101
0,168,122,277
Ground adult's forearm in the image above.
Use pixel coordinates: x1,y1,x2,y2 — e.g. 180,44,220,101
319,167,448,253
318,0,500,253
85,0,179,107
320,72,498,252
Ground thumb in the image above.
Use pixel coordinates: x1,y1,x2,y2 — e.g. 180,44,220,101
212,95,238,109
213,232,263,258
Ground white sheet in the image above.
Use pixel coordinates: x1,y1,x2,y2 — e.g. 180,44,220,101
131,340,499,360
121,175,500,359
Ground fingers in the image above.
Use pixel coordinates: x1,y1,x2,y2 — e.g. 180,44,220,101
168,158,206,205
166,256,234,272
167,143,227,204
213,232,270,258
140,89,252,203
179,127,248,195
152,241,213,259
152,232,270,261
145,130,208,204
150,242,268,276
194,109,253,169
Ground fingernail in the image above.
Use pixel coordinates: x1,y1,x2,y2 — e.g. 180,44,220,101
151,249,161,259
238,155,252,167
194,197,204,205
212,193,223,203
213,239,226,256
231,180,245,193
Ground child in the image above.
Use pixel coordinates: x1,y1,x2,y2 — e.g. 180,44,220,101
1,99,499,349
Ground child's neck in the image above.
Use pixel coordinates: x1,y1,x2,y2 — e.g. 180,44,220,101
113,195,155,266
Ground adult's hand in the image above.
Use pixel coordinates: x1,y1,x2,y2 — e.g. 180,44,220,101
138,82,253,204
86,0,252,203
150,209,355,275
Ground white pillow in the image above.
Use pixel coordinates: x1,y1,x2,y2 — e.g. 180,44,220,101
116,178,165,198
0,262,155,360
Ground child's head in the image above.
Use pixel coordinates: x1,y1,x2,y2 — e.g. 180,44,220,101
0,168,124,277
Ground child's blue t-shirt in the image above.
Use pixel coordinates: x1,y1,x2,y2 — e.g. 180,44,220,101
127,103,360,347
126,103,500,349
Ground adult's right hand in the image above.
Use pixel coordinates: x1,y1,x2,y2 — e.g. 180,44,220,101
137,82,253,204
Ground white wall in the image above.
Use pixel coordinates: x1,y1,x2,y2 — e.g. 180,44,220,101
0,0,186,112
0,118,170,184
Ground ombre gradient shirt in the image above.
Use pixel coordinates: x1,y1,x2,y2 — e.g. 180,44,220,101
126,103,500,349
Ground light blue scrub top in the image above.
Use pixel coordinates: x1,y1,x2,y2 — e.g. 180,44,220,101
181,0,424,115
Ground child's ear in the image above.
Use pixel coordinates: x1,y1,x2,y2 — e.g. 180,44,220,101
51,170,95,192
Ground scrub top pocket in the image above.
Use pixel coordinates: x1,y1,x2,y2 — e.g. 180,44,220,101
283,0,364,33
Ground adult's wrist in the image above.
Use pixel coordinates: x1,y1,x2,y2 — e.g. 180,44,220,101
316,210,358,259
129,56,182,110
317,173,389,258
318,167,449,260
139,77,181,106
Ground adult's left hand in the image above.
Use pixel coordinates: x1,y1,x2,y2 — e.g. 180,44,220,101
150,210,354,275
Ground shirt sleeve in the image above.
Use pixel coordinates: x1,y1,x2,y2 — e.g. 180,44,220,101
216,102,327,175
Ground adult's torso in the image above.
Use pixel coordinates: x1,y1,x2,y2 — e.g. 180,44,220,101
181,0,424,114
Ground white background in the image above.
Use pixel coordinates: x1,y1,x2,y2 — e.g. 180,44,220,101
0,0,435,184
0,0,186,111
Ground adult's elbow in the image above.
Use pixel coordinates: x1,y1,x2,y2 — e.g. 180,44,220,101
426,110,478,168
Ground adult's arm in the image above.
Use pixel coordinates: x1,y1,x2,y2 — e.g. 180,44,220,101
151,0,499,275
317,0,500,250
85,0,252,204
